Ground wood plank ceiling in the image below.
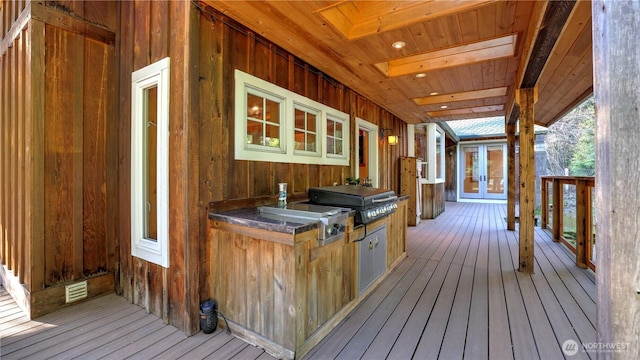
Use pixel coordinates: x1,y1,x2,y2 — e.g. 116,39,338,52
201,0,593,126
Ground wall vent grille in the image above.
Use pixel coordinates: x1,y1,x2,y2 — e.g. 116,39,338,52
65,281,88,303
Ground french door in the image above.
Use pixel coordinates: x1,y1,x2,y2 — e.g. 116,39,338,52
460,143,507,200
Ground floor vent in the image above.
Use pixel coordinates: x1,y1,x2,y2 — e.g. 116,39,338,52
65,281,88,303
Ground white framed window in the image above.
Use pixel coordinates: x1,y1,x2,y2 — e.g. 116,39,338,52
235,70,349,166
416,123,445,184
436,126,445,180
245,87,285,152
293,103,320,156
131,57,170,268
326,115,345,158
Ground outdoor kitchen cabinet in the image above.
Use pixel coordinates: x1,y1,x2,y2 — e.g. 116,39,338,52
206,198,407,359
206,214,356,359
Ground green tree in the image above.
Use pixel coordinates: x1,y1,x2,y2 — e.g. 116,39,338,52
546,96,595,176
570,114,595,176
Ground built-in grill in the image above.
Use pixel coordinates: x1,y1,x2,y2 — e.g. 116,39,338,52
259,203,348,246
308,185,398,225
308,185,396,294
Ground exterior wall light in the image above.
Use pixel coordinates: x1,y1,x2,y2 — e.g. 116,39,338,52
380,128,400,145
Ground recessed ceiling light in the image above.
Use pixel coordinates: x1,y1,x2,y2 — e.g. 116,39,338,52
430,92,439,96
440,105,448,109
392,41,406,49
415,73,427,78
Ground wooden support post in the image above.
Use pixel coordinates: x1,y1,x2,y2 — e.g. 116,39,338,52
574,179,588,269
584,180,594,265
593,0,640,353
552,178,562,242
516,87,537,274
506,122,516,231
29,19,46,292
540,178,548,229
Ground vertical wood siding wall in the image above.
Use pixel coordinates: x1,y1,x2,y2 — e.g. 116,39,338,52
117,0,201,334
117,2,409,335
42,23,114,285
196,6,409,304
1,1,117,316
0,1,27,39
198,7,408,209
0,0,29,289
3,0,411,335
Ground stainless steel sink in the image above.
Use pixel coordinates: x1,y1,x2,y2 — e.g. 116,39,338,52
259,203,349,246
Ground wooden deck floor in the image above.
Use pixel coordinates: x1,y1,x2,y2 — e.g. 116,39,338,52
0,292,272,359
0,202,596,359
304,202,596,360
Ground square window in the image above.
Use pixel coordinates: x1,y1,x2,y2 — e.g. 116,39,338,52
293,104,320,156
243,88,285,153
326,117,345,156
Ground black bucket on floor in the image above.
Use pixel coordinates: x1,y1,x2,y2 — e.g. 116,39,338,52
200,299,218,334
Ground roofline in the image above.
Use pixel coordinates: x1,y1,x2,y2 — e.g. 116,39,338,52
438,122,460,142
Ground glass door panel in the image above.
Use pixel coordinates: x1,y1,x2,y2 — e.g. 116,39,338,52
485,144,506,199
460,143,507,200
461,146,481,198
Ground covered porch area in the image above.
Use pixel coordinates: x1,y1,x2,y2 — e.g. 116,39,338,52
1,202,596,359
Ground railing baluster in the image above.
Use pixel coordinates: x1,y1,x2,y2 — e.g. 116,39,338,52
541,178,548,229
552,178,562,242
576,179,588,269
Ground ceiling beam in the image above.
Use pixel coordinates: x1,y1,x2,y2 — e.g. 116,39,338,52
413,87,507,106
505,0,548,125
428,105,504,118
374,34,517,78
318,0,497,40
508,0,577,124
522,1,577,88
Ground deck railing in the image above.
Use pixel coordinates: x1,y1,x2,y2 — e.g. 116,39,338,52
540,176,596,271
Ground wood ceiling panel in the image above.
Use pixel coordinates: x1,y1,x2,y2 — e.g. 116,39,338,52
442,13,463,46
446,68,466,94
406,21,435,53
456,66,476,93
318,0,497,40
493,58,510,87
496,1,518,35
537,50,592,124
482,60,495,89
476,2,497,39
200,1,593,124
415,67,462,96
423,16,451,49
540,43,592,111
457,9,479,43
